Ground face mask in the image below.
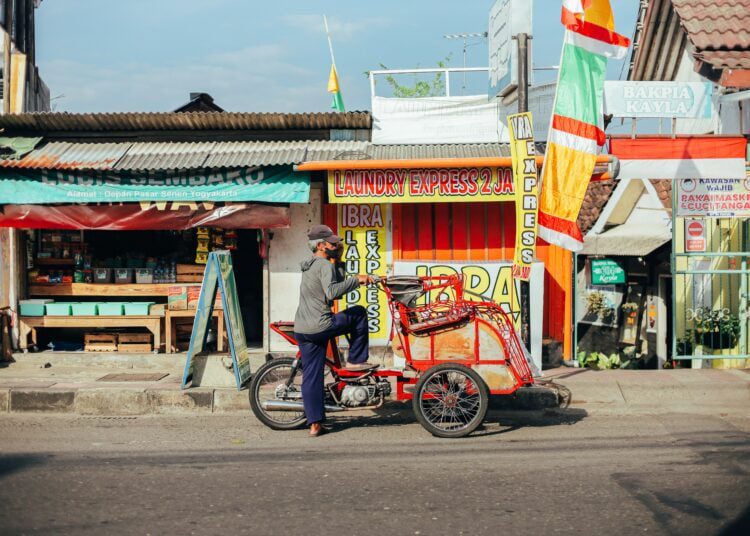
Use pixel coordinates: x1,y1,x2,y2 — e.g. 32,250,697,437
324,245,341,259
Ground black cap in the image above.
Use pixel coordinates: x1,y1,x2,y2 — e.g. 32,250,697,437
307,224,341,244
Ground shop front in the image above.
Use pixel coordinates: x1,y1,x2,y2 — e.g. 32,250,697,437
0,164,310,355
295,158,577,369
608,135,749,369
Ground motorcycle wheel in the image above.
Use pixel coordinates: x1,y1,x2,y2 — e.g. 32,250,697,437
249,357,307,430
412,363,489,438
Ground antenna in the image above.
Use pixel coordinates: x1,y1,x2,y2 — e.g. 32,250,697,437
444,32,488,94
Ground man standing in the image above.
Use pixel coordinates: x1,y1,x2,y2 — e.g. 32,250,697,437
294,225,374,436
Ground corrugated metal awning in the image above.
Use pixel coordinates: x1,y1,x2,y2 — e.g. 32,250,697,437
0,140,534,171
0,111,372,133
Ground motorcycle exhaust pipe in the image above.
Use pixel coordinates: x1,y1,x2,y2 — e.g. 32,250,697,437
261,400,344,412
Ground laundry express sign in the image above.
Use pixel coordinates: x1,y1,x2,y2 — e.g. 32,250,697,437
338,204,390,343
603,81,713,118
327,168,515,204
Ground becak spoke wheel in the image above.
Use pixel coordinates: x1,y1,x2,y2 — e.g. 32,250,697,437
249,357,307,430
412,363,489,438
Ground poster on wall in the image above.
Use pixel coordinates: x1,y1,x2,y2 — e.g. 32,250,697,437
576,261,624,328
393,260,544,368
338,204,390,344
676,178,750,218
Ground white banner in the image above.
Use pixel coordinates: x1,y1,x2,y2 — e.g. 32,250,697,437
371,96,502,144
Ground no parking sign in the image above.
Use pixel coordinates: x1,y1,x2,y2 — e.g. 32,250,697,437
685,219,706,252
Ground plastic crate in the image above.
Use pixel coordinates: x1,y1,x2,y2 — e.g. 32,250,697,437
114,268,134,284
98,302,126,316
46,302,74,316
19,299,52,316
135,268,153,284
93,268,112,284
71,302,100,316
123,302,155,316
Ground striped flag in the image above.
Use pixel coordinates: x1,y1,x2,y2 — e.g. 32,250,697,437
538,0,630,251
328,64,345,112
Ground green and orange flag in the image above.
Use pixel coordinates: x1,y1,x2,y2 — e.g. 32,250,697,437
328,64,345,112
538,0,630,251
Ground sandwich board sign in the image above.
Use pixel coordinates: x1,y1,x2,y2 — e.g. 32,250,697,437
181,250,252,391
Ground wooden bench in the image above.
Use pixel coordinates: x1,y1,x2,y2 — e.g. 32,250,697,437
165,309,225,354
18,315,162,353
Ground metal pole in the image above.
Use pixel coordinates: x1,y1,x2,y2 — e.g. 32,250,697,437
517,32,530,349
517,33,529,113
3,0,12,115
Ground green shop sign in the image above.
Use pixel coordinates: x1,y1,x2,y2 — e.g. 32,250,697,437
0,166,310,204
591,259,626,285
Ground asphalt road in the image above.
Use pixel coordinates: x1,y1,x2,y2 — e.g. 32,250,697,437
0,407,748,536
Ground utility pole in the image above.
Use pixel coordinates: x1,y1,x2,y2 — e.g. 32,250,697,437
443,32,487,94
2,0,12,114
516,32,531,350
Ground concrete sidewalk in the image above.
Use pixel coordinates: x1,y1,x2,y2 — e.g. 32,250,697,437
0,353,747,416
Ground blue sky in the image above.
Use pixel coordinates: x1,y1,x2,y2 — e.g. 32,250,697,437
37,0,639,113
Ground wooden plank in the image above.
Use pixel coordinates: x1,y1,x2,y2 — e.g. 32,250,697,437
176,264,204,275
451,204,469,261
400,204,418,260
486,203,503,261
117,343,153,353
28,283,199,297
118,332,151,344
501,201,516,260
176,275,204,283
391,204,402,261
433,204,451,261
468,202,486,261
416,204,434,259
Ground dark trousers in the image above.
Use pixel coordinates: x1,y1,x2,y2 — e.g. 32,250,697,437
295,305,369,425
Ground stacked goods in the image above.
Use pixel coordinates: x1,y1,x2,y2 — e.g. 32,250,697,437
195,227,210,264
31,230,89,284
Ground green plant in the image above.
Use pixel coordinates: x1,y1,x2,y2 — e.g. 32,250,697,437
621,302,639,313
576,351,623,370
586,291,614,320
375,55,452,98
693,307,740,349
676,329,694,356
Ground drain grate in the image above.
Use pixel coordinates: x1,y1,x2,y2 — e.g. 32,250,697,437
97,373,169,382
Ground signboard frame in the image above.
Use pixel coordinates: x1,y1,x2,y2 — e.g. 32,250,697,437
591,258,626,286
181,251,252,391
603,81,713,119
488,0,533,98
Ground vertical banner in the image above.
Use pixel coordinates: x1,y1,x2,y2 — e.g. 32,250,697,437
338,204,390,344
507,112,539,280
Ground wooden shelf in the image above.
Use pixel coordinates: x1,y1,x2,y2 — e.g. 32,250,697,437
28,283,200,297
35,258,76,266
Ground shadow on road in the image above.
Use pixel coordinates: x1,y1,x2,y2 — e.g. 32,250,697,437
0,454,49,479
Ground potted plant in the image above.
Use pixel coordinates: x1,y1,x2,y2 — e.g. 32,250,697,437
585,291,615,322
693,307,740,350
621,302,639,314
676,329,694,356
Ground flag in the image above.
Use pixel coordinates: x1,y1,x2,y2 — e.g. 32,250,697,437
328,64,345,112
538,0,630,251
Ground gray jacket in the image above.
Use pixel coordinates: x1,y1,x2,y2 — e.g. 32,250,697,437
294,256,359,334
